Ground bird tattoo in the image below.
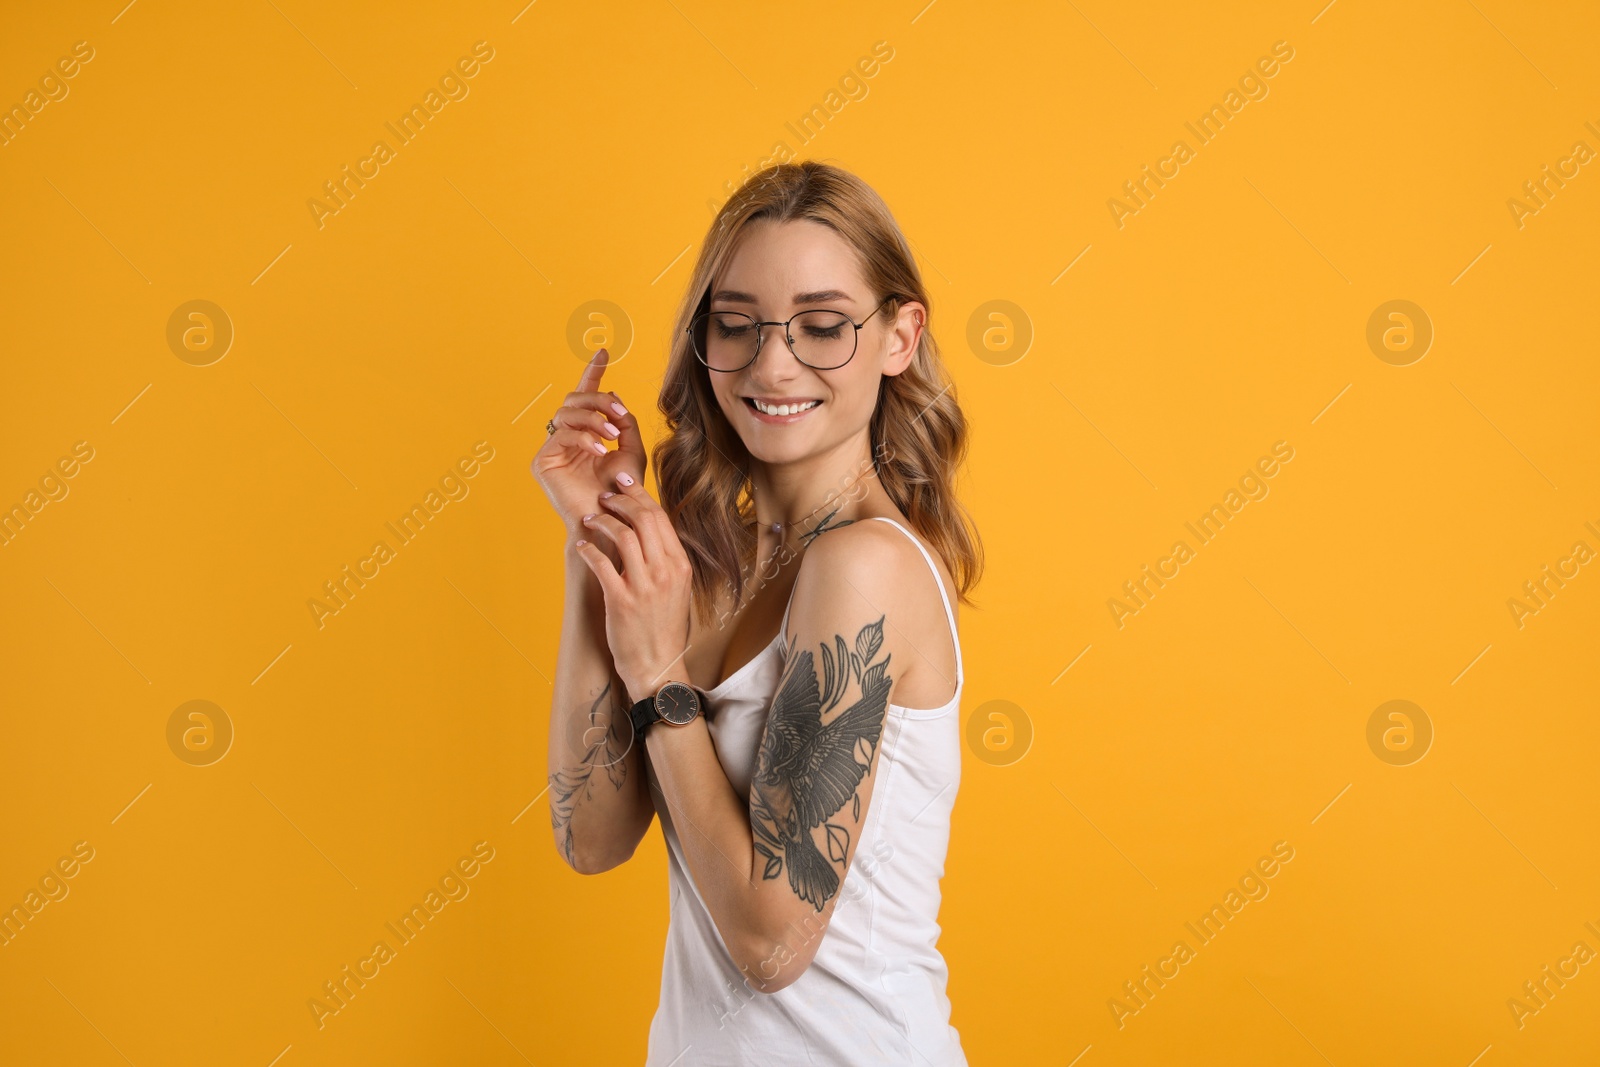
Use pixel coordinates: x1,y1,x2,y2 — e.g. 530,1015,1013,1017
751,616,892,911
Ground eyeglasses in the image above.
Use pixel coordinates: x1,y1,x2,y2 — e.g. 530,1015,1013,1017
687,295,896,372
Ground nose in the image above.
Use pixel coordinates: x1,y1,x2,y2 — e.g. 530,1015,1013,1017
749,321,804,369
756,321,794,358
745,323,805,384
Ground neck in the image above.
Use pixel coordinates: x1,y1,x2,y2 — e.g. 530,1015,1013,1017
747,434,884,547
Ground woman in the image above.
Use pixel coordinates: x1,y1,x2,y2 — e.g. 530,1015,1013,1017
533,161,982,1065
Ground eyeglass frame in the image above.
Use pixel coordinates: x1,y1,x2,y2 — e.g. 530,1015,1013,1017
686,294,899,372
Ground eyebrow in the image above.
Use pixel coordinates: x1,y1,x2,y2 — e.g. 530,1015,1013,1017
710,288,857,306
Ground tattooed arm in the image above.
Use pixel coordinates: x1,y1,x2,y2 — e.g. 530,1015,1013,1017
643,522,914,993
548,539,655,874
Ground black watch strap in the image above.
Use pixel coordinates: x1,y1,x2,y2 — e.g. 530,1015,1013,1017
628,681,704,737
628,693,659,737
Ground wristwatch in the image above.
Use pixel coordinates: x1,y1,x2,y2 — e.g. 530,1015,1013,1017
629,680,704,738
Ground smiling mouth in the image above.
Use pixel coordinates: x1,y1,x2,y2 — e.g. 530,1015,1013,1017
743,397,823,419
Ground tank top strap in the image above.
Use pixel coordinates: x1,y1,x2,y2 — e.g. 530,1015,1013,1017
865,516,964,686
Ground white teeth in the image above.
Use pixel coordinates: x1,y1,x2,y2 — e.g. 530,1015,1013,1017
754,399,818,416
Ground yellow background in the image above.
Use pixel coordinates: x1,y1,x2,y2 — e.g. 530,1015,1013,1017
2,1,1597,1063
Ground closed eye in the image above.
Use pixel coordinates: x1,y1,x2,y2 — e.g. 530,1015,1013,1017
801,325,846,340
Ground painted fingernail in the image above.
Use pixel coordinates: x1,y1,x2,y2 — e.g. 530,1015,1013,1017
610,399,628,416
617,471,635,486
590,441,606,455
582,513,595,522
575,539,587,546
603,421,620,437
600,491,616,499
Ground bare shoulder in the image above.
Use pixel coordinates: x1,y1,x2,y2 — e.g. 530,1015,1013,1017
785,517,957,708
792,518,930,603
785,517,952,642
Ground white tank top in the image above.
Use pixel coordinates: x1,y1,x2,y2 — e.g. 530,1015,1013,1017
645,516,968,1066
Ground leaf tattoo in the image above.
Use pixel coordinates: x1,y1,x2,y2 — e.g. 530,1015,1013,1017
825,823,850,864
750,615,891,911
832,639,857,713
799,505,855,547
855,621,882,665
549,678,629,868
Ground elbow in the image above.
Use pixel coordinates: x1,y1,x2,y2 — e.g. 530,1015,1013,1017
556,835,638,876
552,804,653,875
566,851,621,876
749,967,805,996
731,952,798,995
732,925,822,995
736,955,811,996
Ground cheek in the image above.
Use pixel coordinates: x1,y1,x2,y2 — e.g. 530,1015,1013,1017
716,384,763,433
824,370,876,421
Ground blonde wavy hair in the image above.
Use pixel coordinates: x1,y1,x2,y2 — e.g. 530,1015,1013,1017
654,161,983,624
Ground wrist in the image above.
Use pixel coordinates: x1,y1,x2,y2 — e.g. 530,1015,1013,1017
565,537,604,579
567,530,623,573
626,667,693,706
631,674,707,745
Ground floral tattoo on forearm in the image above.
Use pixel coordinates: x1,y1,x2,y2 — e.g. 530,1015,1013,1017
549,677,630,868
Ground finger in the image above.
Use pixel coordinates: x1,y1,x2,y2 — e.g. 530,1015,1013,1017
576,348,609,394
558,392,642,469
579,511,647,576
604,397,646,470
600,474,665,561
551,405,622,444
572,536,624,597
540,426,609,459
596,491,661,568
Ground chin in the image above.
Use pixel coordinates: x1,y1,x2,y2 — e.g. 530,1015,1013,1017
738,437,812,465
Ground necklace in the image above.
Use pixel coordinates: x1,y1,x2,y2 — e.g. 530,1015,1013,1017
751,500,858,547
751,503,816,537
750,496,796,534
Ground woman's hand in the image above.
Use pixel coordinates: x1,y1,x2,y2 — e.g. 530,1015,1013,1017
531,348,647,533
573,470,695,704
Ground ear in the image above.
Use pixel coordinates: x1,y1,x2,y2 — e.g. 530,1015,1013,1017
881,300,925,377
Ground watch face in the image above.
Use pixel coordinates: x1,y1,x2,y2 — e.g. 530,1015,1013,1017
655,683,701,726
